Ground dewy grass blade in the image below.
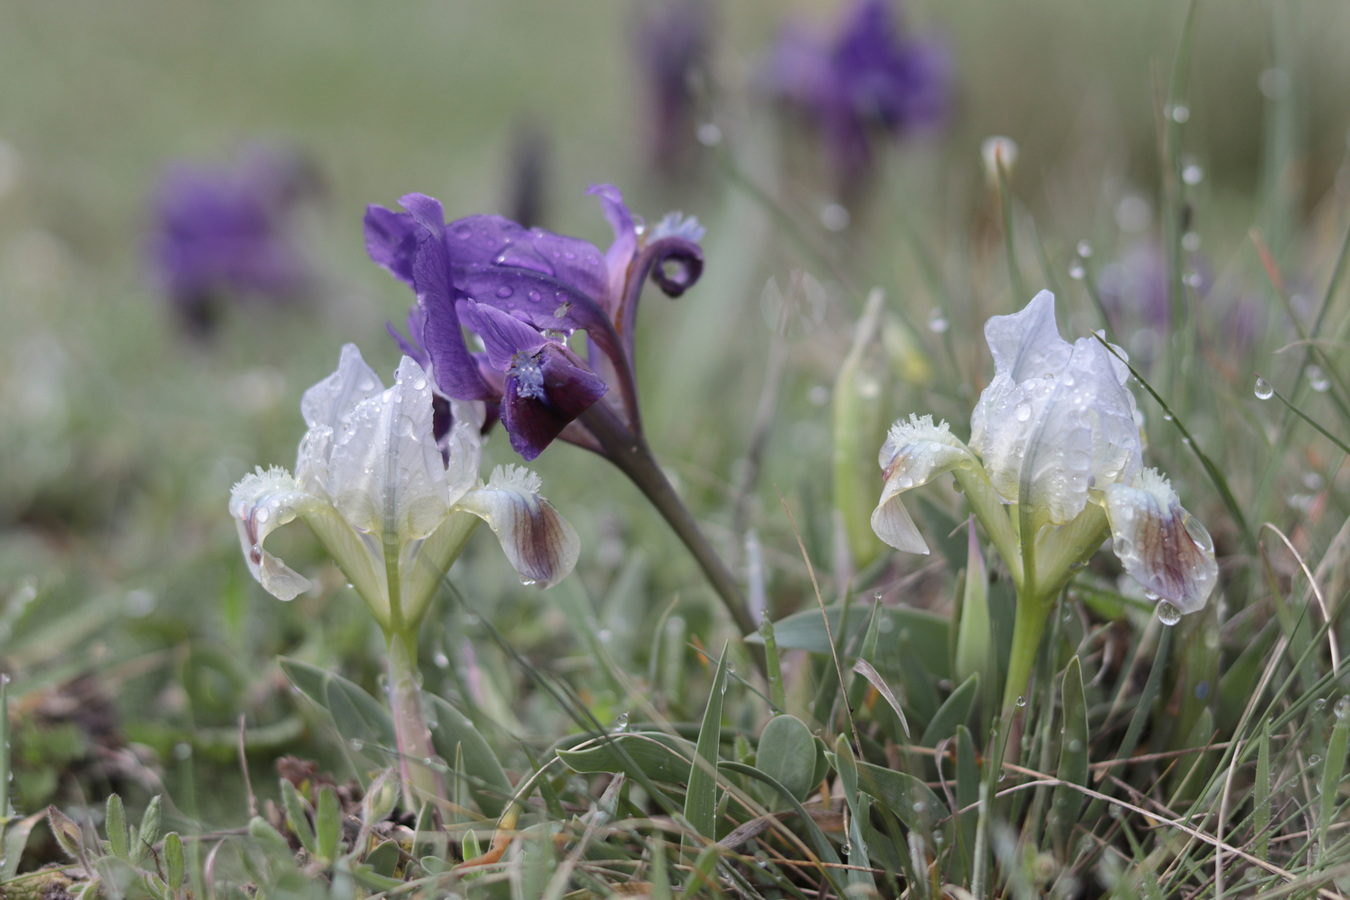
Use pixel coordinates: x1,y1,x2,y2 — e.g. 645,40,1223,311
684,644,729,847
1317,702,1348,865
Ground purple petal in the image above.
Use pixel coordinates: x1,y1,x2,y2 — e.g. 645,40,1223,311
499,344,609,460
442,214,609,332
588,184,638,312
363,205,420,285
459,299,549,372
410,222,492,401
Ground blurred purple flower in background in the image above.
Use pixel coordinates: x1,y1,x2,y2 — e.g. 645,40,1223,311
365,184,703,462
148,148,319,336
764,0,951,196
633,0,712,178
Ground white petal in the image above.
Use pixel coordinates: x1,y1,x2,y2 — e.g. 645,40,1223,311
327,356,450,542
971,293,1142,523
1104,469,1217,615
871,415,975,553
228,466,316,601
455,465,579,587
444,398,486,505
297,344,384,491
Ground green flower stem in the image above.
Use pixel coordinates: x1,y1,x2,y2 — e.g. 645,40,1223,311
1002,587,1052,715
386,630,446,814
581,403,756,640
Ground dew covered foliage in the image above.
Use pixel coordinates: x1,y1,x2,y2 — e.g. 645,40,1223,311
2,1,1350,898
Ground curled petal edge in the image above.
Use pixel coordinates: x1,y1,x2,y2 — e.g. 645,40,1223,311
229,466,317,601
871,416,976,554
455,465,580,588
1103,469,1217,616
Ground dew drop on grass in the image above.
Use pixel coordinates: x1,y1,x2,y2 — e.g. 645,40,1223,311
1306,365,1330,392
1308,754,1322,766
1075,240,1093,258
1015,696,1026,708
1182,231,1202,252
1182,163,1204,186
1157,601,1182,626
1312,698,1327,712
1254,377,1274,400
1334,697,1350,720
696,122,722,146
1169,104,1190,123
1067,261,1085,280
349,739,364,752
820,203,850,232
927,308,950,333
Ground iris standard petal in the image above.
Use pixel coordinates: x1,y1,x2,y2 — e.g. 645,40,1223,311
326,356,451,543
588,183,638,313
871,415,976,553
1103,469,1218,616
363,204,421,285
455,465,580,587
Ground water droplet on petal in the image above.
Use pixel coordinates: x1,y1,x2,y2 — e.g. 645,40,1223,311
496,285,514,299
1254,377,1273,400
1157,601,1182,626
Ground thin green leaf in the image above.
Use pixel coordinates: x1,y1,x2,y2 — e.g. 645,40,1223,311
1318,704,1348,861
684,646,729,842
1254,720,1271,862
921,673,979,747
315,784,341,865
1051,657,1089,853
833,737,872,889
852,657,910,738
279,779,319,859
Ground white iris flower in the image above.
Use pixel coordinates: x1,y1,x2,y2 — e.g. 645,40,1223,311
230,344,579,632
872,291,1217,619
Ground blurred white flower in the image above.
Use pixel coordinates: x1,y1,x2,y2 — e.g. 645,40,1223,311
230,344,579,631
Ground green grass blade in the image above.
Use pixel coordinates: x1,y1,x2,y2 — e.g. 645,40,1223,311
684,645,729,843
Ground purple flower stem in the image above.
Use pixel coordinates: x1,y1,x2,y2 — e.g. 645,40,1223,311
578,401,759,645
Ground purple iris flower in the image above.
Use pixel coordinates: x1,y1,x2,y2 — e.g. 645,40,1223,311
365,185,704,461
148,148,317,335
764,0,951,194
633,0,712,177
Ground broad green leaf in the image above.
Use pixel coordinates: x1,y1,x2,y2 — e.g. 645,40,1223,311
135,794,161,864
756,715,819,802
163,832,185,892
279,657,396,750
853,761,947,835
363,839,402,879
749,604,949,680
558,732,695,784
685,647,729,841
426,694,513,819
953,726,980,882
105,793,128,860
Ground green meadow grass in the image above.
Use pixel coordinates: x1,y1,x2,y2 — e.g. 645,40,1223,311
1,1,1348,896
